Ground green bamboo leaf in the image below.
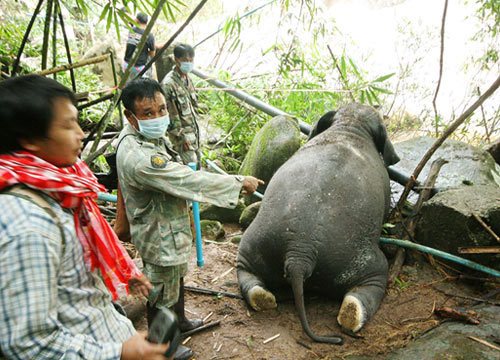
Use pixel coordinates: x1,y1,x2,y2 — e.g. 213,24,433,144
98,3,110,24
106,6,113,32
360,90,365,104
368,88,381,104
372,72,396,83
365,90,374,106
113,9,120,42
370,85,393,94
349,57,361,78
340,56,347,79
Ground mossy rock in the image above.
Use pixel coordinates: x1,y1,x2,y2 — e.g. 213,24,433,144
200,220,225,241
239,202,261,229
230,235,242,245
239,115,301,203
199,200,246,223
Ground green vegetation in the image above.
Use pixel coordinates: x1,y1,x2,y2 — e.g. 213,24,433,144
1,0,500,173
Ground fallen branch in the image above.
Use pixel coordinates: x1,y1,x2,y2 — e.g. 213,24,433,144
472,213,500,244
434,306,480,325
388,158,447,286
184,285,243,299
181,320,220,337
296,340,312,350
31,53,111,76
394,72,500,213
263,333,280,344
434,289,500,306
458,246,500,254
468,336,500,352
431,0,449,136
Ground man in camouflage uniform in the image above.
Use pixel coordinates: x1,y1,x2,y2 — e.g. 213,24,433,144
161,44,200,167
117,78,262,360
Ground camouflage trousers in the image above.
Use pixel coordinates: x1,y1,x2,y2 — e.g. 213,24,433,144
143,262,188,308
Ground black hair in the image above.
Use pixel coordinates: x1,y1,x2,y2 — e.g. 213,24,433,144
174,43,195,59
136,12,148,25
121,77,165,114
0,75,76,154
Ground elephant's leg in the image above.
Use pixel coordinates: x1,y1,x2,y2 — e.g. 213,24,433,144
337,279,386,332
237,267,277,311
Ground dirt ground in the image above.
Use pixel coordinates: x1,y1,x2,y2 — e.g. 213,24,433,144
128,224,493,360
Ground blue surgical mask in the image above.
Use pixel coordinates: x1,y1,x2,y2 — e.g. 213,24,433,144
133,113,170,139
179,61,194,74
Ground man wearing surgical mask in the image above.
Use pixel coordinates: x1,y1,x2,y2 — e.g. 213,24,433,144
161,44,200,168
117,78,263,360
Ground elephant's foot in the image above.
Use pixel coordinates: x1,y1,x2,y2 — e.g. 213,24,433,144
337,295,366,332
248,285,277,311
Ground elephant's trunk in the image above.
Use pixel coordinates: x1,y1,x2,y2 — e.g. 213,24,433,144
289,266,343,344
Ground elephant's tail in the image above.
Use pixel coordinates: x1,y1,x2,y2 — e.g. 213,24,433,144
289,267,343,344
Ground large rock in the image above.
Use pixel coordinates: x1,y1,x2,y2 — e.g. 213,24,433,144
81,32,122,88
416,184,500,271
239,201,261,229
199,200,246,223
391,137,500,204
239,115,301,200
200,220,225,241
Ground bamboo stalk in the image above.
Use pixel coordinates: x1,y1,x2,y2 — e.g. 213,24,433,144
51,0,57,79
32,54,111,76
87,0,167,157
12,0,45,75
41,0,54,70
136,0,209,78
56,0,76,92
472,213,500,244
394,73,500,213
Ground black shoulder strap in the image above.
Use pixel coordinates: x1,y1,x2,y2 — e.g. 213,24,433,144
2,184,66,253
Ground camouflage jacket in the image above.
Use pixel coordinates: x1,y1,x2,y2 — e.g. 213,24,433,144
116,124,243,266
161,69,200,155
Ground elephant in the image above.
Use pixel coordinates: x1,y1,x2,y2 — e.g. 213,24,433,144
237,103,400,344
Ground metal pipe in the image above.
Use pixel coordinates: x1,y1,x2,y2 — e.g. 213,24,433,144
97,192,117,203
191,68,312,134
189,162,204,267
379,237,500,278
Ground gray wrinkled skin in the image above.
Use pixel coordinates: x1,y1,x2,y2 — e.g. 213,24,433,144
237,103,400,344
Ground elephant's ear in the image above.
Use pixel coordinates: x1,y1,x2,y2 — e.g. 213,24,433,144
307,110,336,142
367,113,400,167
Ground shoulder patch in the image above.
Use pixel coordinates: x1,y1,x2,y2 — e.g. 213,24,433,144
150,155,168,169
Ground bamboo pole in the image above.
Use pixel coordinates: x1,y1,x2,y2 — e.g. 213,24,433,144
56,0,76,92
52,0,58,79
12,0,45,76
137,0,209,78
32,54,111,76
86,0,167,157
41,0,54,70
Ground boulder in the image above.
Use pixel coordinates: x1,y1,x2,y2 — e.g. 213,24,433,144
390,137,500,204
199,200,246,223
81,32,122,88
200,220,225,241
239,115,301,202
416,184,500,271
239,201,261,229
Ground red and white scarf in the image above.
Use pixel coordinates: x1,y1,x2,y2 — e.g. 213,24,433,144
0,151,142,300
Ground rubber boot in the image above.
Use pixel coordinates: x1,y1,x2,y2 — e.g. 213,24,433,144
173,345,194,360
173,278,203,332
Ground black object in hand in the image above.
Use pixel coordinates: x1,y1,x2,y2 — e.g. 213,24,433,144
147,308,181,357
